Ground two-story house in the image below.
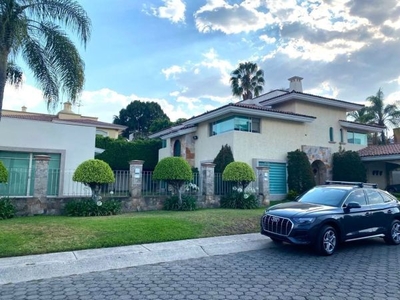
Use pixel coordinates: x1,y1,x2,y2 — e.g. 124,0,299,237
150,76,384,199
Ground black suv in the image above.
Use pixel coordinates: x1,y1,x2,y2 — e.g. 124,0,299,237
260,181,400,255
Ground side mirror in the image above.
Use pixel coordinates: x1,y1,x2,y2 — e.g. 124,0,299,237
346,202,361,209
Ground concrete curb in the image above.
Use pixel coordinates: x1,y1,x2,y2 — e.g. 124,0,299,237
0,233,270,285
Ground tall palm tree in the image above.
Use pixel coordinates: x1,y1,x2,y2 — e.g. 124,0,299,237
365,88,400,144
230,62,265,100
0,0,91,119
347,107,374,124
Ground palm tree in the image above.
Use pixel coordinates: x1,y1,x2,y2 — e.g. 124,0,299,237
365,88,400,144
230,62,265,100
0,0,91,119
347,107,374,124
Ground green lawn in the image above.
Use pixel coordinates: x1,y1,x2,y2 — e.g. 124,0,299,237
0,208,267,258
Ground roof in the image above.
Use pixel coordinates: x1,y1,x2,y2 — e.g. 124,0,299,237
259,90,364,111
358,144,400,157
3,114,126,130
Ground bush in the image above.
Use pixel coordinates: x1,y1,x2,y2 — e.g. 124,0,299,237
222,162,256,189
73,159,115,200
287,150,315,194
286,190,299,201
64,198,122,217
213,144,234,173
95,136,161,170
0,197,15,220
0,161,8,183
220,189,259,209
332,150,366,182
163,195,197,211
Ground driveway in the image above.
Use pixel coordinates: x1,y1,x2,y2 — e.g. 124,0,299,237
1,237,399,299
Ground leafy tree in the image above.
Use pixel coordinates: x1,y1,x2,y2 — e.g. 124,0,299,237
73,159,115,201
213,144,234,173
287,150,315,194
230,62,264,100
0,161,7,183
149,117,172,134
332,150,366,182
222,161,255,190
152,157,193,205
0,0,91,118
113,101,170,138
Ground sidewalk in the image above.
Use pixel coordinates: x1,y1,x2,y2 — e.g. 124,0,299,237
0,233,270,285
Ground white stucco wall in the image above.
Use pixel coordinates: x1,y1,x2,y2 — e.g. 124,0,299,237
0,117,96,195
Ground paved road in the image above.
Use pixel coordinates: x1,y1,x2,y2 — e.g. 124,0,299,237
1,238,400,300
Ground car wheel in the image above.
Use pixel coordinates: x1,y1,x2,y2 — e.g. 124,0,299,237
270,237,283,244
315,225,337,256
384,220,400,245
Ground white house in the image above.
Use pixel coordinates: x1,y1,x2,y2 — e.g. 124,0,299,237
150,76,384,199
0,103,126,197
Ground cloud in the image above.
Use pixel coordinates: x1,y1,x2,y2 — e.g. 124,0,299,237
194,0,273,34
162,65,186,79
149,0,186,23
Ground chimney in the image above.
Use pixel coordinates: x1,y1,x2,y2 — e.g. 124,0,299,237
288,76,303,92
21,106,27,112
63,102,72,112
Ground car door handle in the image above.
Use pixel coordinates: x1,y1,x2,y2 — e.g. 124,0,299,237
387,210,393,214
365,212,371,216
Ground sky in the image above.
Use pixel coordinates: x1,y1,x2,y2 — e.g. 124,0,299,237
3,0,400,123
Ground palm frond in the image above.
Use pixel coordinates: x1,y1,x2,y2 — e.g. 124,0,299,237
6,62,23,86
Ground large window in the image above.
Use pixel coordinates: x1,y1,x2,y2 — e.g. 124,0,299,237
210,116,260,136
347,131,367,145
0,151,61,196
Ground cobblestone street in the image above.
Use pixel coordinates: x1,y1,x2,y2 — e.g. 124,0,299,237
1,238,400,300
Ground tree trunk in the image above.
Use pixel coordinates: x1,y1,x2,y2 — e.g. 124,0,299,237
0,50,9,120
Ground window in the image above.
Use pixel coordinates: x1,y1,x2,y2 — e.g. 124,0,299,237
340,129,344,143
365,189,385,204
347,131,367,145
161,140,167,148
329,127,334,142
173,140,181,157
344,190,367,206
210,116,260,136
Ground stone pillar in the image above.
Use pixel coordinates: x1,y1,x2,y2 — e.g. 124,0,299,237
129,160,144,197
33,155,51,199
201,162,216,207
256,166,270,206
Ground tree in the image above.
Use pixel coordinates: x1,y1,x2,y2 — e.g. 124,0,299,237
287,150,315,194
73,159,115,201
332,150,366,182
113,101,170,138
0,161,7,183
222,161,256,190
152,157,193,205
230,62,265,100
365,89,400,144
0,0,91,119
347,107,374,124
213,144,234,173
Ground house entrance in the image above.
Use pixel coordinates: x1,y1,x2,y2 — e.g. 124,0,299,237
311,160,327,185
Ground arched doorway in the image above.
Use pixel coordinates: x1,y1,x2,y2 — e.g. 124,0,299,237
173,140,181,157
311,160,327,185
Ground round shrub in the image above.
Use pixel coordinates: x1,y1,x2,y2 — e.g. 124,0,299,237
222,161,256,189
73,159,115,200
0,161,8,183
0,197,15,220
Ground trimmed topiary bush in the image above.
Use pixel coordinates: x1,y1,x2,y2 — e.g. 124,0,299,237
73,159,115,201
222,161,256,190
0,161,8,184
153,157,193,205
287,150,315,194
213,144,234,173
332,149,367,182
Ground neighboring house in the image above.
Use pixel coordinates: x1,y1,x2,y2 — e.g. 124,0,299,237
150,76,384,199
0,102,126,197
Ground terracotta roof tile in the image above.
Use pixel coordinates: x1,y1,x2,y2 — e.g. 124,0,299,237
358,144,400,157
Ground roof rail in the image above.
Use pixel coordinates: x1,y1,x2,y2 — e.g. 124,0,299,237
325,180,377,188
